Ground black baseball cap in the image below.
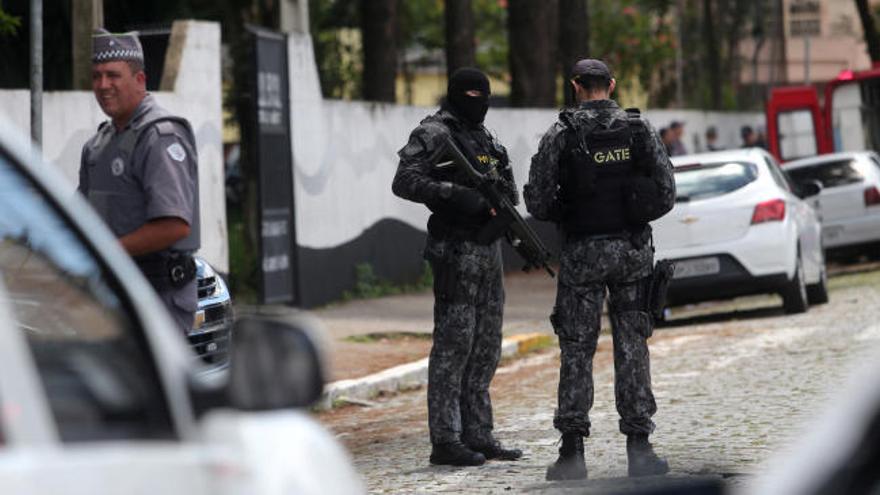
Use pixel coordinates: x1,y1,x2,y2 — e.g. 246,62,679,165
571,59,612,80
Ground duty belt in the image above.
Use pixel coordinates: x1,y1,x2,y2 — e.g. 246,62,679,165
134,251,197,291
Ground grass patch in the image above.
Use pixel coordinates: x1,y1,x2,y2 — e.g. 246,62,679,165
344,331,433,343
226,204,259,304
342,262,433,301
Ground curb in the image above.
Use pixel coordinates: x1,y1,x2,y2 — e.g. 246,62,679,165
316,332,554,411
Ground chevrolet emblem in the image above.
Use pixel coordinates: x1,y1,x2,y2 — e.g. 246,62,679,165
680,215,699,225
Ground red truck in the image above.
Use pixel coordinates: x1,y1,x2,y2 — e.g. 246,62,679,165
766,64,880,163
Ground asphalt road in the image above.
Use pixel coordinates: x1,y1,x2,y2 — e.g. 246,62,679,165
319,263,880,494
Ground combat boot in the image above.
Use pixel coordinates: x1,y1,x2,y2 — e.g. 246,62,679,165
465,437,523,461
545,433,588,481
626,434,669,477
429,440,486,466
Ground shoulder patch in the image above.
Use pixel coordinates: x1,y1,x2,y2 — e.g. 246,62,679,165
166,142,187,162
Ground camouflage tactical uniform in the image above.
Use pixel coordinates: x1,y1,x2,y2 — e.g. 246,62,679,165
524,99,675,438
393,108,518,446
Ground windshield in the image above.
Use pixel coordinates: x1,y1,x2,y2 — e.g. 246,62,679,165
787,158,865,188
673,161,758,201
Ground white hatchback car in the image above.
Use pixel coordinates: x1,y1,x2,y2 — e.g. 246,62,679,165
652,148,827,314
0,121,363,494
783,151,880,256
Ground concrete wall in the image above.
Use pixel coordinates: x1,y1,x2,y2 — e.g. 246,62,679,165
288,33,764,307
0,21,228,273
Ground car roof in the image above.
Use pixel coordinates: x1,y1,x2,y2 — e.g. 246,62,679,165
783,151,878,170
670,147,769,168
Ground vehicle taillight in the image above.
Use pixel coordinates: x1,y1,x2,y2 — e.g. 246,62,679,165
751,198,786,224
865,186,880,206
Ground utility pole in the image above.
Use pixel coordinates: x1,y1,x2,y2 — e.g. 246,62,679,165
280,0,309,34
30,0,42,147
72,0,104,90
675,0,685,108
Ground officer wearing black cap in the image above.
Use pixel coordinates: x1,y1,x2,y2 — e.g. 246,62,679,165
392,68,522,466
524,59,675,480
78,29,200,333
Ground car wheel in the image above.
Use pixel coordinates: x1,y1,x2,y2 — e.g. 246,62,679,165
781,252,808,314
807,263,829,305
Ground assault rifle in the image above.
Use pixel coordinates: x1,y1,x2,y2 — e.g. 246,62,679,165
439,136,556,278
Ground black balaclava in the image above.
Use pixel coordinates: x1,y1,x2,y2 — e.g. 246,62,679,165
446,68,490,126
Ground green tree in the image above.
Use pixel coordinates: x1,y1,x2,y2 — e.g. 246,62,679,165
588,0,676,106
856,0,880,63
310,0,361,99
0,2,21,36
507,0,558,107
361,0,398,102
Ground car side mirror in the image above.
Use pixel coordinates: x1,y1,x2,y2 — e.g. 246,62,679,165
227,315,326,411
797,179,823,199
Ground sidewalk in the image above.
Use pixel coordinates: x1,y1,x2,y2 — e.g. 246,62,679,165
299,269,559,409
313,269,559,381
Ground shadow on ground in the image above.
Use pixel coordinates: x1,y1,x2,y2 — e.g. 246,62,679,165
658,305,785,329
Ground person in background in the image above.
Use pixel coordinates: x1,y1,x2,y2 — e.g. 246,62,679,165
705,126,722,151
668,121,687,156
659,127,674,156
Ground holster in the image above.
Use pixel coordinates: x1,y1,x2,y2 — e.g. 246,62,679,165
135,252,197,291
647,259,675,321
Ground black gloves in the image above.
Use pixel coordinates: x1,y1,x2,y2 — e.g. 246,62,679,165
449,186,491,216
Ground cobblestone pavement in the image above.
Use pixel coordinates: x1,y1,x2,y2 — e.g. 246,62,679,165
320,268,880,494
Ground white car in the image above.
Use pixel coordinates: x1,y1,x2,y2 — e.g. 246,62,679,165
0,120,363,494
783,151,880,257
652,148,827,314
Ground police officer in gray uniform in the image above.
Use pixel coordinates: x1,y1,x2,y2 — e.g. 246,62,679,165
78,29,200,333
524,59,675,480
393,68,522,466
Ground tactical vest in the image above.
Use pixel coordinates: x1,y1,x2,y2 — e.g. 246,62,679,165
424,112,507,238
81,99,200,252
559,109,649,235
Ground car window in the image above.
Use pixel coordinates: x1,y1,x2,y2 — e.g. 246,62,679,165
674,161,758,201
870,155,880,174
0,151,176,443
787,159,865,188
764,156,793,192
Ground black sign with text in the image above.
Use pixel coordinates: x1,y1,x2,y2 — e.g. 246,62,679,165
251,28,297,304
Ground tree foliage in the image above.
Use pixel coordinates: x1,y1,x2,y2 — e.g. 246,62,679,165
855,0,880,63
588,0,676,107
0,2,21,37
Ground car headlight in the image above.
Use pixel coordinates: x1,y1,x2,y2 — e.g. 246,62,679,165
197,259,229,299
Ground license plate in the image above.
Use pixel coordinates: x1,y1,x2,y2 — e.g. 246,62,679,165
823,225,844,240
673,257,721,279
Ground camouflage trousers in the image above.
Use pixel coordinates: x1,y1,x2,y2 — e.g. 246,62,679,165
424,235,504,445
551,234,657,437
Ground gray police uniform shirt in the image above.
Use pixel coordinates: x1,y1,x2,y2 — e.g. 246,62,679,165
78,94,200,331
78,94,200,251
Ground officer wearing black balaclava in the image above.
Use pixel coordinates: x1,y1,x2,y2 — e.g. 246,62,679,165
392,68,522,466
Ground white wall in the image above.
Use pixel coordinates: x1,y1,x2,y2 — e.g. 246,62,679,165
0,21,227,272
288,32,763,252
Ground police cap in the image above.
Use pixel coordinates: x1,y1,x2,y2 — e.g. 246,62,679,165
571,59,612,80
92,28,144,64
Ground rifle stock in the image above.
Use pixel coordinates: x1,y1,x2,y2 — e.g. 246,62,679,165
442,136,556,277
